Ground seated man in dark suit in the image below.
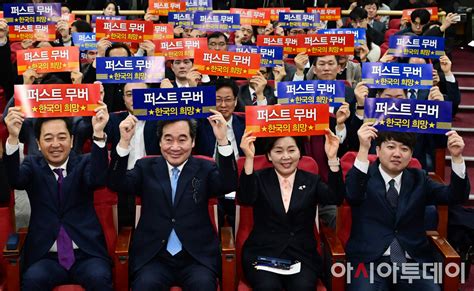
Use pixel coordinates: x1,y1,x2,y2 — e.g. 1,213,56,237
195,78,246,232
105,82,160,227
346,124,469,291
3,103,112,290
236,68,277,112
107,112,238,290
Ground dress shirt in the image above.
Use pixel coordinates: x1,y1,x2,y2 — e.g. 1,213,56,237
275,169,296,213
249,86,267,106
127,117,146,170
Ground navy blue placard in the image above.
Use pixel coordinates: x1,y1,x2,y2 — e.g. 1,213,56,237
168,12,194,28
388,35,445,59
364,98,452,134
193,12,240,31
186,0,212,11
132,87,217,120
362,62,433,89
72,33,97,51
96,56,165,83
278,12,320,29
277,80,345,106
4,3,61,25
227,45,283,67
318,28,366,46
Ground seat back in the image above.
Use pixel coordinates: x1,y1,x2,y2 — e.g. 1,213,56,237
235,155,319,284
389,18,401,30
338,151,422,246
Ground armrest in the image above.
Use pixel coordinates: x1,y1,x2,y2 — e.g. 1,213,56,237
114,226,132,291
4,228,27,291
320,225,346,291
220,226,236,291
115,226,132,262
427,231,461,291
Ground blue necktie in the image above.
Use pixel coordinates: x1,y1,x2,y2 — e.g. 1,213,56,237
166,167,182,256
53,168,75,270
386,179,407,264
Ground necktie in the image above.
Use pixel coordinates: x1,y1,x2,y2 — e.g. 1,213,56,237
53,168,75,270
386,179,407,264
251,92,257,105
166,167,182,256
408,89,417,100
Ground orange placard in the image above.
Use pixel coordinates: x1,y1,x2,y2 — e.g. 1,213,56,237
298,34,355,55
148,0,186,16
402,7,439,21
257,7,290,21
194,49,261,78
155,38,207,59
153,24,174,40
95,19,153,43
307,7,341,21
8,24,56,41
14,84,101,118
17,46,80,75
230,8,270,26
256,35,305,54
246,104,330,137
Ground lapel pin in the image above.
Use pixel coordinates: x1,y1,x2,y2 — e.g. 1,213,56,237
298,185,306,190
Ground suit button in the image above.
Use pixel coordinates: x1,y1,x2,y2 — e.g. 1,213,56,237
395,230,398,234
290,232,295,236
171,218,175,223
161,240,165,244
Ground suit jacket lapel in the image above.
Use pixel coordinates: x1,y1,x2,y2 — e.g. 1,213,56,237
396,169,414,225
153,158,173,207
287,170,308,214
370,164,396,216
266,170,288,218
174,157,199,207
40,158,60,210
61,153,79,209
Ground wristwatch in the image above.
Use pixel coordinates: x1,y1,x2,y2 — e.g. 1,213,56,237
92,133,107,142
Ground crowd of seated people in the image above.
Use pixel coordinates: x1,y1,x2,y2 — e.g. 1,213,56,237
0,0,470,290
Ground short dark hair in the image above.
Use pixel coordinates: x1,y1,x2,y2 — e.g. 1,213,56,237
157,119,197,141
171,59,193,65
214,78,239,99
103,0,120,15
71,20,93,33
207,31,228,43
349,7,369,21
363,0,380,9
375,132,417,152
34,118,73,140
313,55,341,65
264,136,305,162
105,42,132,57
411,9,431,25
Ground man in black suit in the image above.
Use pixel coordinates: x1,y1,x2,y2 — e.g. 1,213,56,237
107,111,238,290
105,82,160,227
236,69,277,112
4,103,112,290
346,124,469,290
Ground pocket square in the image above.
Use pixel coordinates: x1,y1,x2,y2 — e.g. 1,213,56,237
298,185,306,190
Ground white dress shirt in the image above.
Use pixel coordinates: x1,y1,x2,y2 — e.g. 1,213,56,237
127,118,147,170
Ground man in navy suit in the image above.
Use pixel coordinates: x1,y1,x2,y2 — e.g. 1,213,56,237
107,111,238,290
195,78,245,232
3,102,112,290
346,123,470,290
105,82,160,227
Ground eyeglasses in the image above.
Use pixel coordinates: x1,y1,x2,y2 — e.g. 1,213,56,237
216,98,235,104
